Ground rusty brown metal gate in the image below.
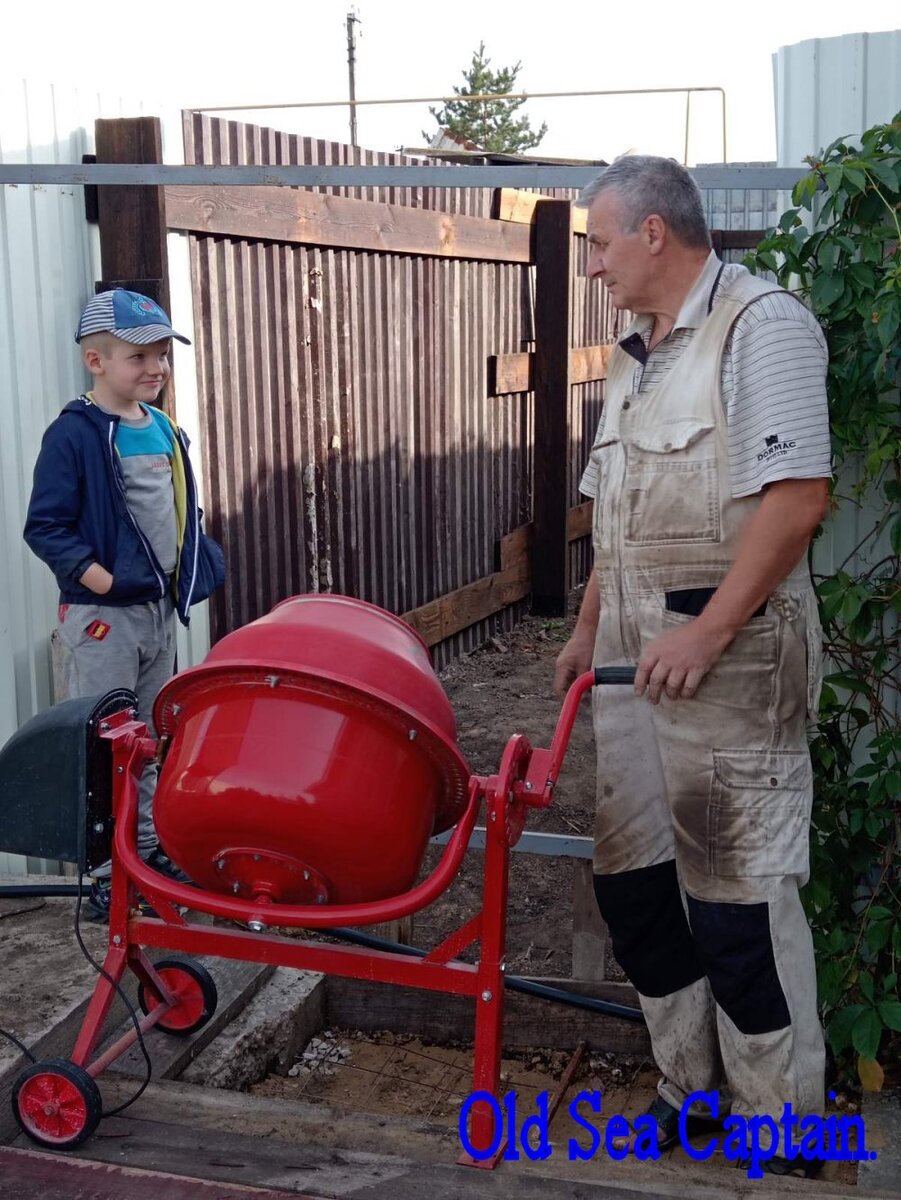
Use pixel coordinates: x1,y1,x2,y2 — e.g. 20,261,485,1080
93,115,616,665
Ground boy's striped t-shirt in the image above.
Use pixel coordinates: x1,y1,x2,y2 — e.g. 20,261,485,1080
115,406,178,575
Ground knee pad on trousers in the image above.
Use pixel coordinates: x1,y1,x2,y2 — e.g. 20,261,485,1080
593,860,705,998
686,895,790,1035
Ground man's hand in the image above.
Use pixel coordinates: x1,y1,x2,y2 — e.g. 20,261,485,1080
635,621,733,704
554,630,595,699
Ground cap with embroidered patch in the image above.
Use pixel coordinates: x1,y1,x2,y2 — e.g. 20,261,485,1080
75,288,191,345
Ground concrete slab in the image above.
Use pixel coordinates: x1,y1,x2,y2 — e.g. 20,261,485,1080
859,1089,901,1195
182,968,325,1090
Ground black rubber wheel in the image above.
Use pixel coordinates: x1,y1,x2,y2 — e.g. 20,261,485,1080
12,1057,102,1148
137,955,218,1036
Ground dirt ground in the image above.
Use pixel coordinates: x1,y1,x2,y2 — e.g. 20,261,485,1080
253,1029,656,1136
414,599,626,981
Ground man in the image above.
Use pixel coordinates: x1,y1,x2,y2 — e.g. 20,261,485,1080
554,156,831,1176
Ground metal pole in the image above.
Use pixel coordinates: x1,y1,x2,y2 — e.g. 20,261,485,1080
346,10,359,148
684,89,691,165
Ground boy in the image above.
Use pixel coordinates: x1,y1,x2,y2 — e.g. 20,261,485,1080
24,288,225,919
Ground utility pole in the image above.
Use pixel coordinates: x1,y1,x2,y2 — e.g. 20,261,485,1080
346,10,360,148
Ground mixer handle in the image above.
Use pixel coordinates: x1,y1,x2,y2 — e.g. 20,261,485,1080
593,667,637,686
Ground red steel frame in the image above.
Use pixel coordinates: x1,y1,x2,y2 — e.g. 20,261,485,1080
68,671,599,1168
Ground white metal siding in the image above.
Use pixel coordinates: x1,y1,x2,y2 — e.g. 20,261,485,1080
0,84,210,876
774,30,901,169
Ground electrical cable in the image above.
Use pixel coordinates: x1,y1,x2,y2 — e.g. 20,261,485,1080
0,884,81,897
71,877,153,1117
0,1027,36,1062
0,882,645,1024
329,926,645,1022
0,878,154,1114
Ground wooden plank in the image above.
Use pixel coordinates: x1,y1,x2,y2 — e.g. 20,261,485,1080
107,958,275,1079
489,344,612,396
566,501,593,542
532,200,572,617
96,118,170,318
488,350,532,396
402,559,530,648
12,1118,685,1200
717,229,766,251
572,343,613,385
572,859,607,982
496,188,588,235
0,1147,302,1200
165,185,532,264
498,522,532,572
325,976,649,1056
369,916,413,948
403,508,591,649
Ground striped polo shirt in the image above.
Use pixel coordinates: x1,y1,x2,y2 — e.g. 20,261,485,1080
579,252,832,500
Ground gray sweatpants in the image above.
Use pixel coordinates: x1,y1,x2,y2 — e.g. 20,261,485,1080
58,595,176,854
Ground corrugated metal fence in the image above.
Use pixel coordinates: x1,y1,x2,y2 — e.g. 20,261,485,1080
181,115,612,664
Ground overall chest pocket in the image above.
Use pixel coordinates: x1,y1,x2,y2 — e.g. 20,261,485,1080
623,419,720,545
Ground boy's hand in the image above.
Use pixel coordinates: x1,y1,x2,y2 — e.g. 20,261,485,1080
79,563,114,595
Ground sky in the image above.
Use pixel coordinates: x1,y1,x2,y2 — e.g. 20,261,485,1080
4,0,900,165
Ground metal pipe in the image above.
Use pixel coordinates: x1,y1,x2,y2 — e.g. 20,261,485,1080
346,10,359,148
193,86,729,162
86,1002,172,1077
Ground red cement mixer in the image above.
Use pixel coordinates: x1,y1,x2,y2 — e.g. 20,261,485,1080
1,594,634,1164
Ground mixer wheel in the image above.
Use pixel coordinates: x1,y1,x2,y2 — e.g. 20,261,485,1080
138,956,218,1036
12,1058,102,1148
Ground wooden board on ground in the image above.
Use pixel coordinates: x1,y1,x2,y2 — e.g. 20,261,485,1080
107,956,275,1079
324,976,650,1057
9,1082,871,1200
0,1147,303,1199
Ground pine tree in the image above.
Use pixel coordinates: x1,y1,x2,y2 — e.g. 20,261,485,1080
424,43,548,154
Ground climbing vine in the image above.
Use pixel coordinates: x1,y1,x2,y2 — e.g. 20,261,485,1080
745,113,901,1089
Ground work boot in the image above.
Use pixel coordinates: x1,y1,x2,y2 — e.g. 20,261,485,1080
83,877,112,923
142,844,193,885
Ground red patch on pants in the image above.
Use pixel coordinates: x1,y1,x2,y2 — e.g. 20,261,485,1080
85,619,111,641
58,604,70,624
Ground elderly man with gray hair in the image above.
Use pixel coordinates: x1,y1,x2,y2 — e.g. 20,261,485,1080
554,155,831,1176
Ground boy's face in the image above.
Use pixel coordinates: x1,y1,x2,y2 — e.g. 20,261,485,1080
85,337,172,407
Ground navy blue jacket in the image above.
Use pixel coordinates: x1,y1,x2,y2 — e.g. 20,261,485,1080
24,396,225,626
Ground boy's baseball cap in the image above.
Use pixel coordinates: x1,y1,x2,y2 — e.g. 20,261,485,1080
75,288,191,345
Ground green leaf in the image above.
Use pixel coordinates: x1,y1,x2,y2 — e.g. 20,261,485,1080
876,303,899,349
868,159,901,190
865,813,883,838
867,920,894,953
876,1001,901,1032
792,172,819,208
778,208,801,233
812,271,846,309
851,1007,884,1059
859,972,875,1002
827,1003,866,1051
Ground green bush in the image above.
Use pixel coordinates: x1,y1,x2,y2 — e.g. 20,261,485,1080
745,114,900,1089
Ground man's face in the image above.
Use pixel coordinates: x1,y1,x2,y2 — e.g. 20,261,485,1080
92,338,172,405
585,190,651,312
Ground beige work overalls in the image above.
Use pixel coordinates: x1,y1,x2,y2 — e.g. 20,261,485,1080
589,270,825,1146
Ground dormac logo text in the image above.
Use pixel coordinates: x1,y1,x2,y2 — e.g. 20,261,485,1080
758,432,797,463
